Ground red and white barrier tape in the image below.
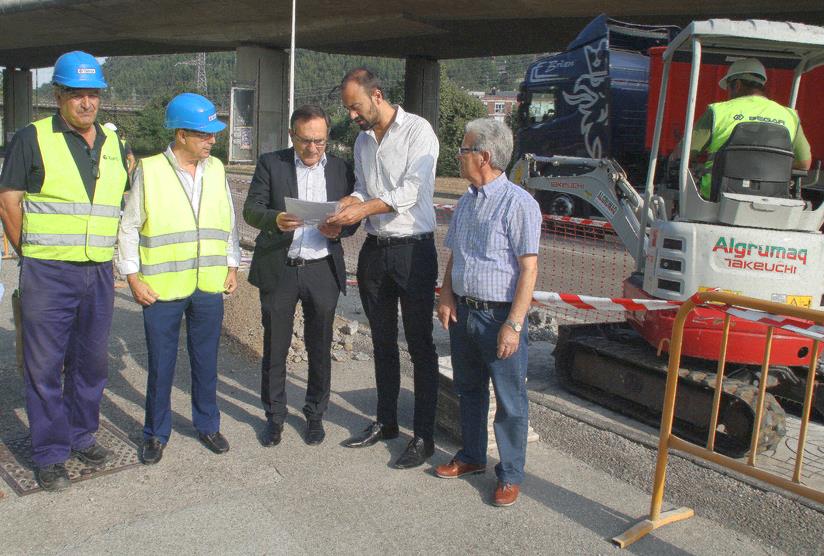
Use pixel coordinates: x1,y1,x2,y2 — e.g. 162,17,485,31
433,203,456,212
432,203,614,230
532,291,680,312
344,281,824,340
724,307,824,342
541,215,613,229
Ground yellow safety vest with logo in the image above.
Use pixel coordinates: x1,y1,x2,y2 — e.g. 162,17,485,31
700,95,800,198
137,153,231,301
22,117,127,261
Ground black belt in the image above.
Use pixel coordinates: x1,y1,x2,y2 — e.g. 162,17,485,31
286,255,331,267
367,233,434,246
457,295,511,311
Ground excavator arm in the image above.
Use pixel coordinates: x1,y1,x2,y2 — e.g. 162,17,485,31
511,154,665,265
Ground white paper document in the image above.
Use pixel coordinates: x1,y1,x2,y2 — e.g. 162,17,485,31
284,197,339,225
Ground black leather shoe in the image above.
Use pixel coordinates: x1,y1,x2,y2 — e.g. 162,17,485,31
72,443,111,467
198,431,230,454
262,422,283,447
35,463,70,491
305,419,325,445
141,437,164,465
394,436,435,469
342,421,399,448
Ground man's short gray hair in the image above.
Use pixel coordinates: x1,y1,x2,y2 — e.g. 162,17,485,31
465,118,513,172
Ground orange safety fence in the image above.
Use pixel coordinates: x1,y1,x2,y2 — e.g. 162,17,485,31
229,177,635,326
614,290,824,548
340,208,635,326
2,230,18,260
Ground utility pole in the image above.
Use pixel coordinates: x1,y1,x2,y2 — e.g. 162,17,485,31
177,52,208,94
195,52,207,94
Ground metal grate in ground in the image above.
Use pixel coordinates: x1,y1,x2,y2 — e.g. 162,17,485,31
0,420,140,496
757,416,824,491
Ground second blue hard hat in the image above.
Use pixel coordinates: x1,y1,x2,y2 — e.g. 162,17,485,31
165,93,226,133
53,51,108,89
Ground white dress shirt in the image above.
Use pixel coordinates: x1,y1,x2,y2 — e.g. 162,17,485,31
288,153,331,260
351,106,439,236
117,144,241,276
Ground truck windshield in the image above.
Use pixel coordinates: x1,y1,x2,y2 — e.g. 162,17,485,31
517,88,559,127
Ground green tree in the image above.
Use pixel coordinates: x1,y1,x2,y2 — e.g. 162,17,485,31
128,94,172,156
437,70,486,177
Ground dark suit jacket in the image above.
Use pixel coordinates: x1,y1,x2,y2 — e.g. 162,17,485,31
243,148,356,294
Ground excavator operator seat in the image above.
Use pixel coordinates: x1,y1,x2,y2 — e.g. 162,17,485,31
709,121,794,202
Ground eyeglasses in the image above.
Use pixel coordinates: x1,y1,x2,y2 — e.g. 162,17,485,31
457,146,482,157
184,129,216,139
89,150,100,180
292,134,327,147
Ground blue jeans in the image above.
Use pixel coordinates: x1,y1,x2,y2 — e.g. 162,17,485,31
450,302,529,485
142,289,223,443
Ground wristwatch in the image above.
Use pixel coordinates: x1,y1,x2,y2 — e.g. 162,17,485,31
505,319,523,333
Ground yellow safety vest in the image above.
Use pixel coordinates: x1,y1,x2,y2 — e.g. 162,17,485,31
700,95,800,198
22,117,127,261
137,153,231,301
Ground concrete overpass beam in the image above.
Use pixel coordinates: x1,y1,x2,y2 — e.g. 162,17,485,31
2,68,33,145
404,56,440,132
234,46,289,158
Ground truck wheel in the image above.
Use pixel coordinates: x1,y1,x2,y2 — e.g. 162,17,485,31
544,193,575,217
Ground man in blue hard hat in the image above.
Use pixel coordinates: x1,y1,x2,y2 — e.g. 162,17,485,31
117,93,240,465
0,51,129,491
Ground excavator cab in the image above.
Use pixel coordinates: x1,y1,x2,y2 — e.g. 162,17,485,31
642,20,824,236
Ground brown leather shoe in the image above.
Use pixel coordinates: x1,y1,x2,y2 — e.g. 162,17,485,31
434,458,485,479
493,482,520,507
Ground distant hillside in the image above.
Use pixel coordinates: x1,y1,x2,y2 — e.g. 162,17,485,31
83,50,544,109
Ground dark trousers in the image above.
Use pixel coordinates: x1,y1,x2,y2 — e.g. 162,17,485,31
142,289,223,443
20,258,114,467
260,258,340,424
450,303,529,485
356,236,439,441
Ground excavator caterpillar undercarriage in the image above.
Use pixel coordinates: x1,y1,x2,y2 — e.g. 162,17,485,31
553,323,787,458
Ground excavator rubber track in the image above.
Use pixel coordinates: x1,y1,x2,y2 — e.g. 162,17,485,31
554,324,786,458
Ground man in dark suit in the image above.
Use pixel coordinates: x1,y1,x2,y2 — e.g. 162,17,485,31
244,105,356,446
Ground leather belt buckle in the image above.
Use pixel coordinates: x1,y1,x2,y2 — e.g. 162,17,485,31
287,257,307,267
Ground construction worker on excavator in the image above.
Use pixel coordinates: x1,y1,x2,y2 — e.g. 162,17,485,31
685,58,812,198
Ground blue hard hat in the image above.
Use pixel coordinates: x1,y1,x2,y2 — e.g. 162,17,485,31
52,51,107,89
165,93,226,133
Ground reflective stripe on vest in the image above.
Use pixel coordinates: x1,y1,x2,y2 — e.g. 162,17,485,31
700,96,800,198
21,117,127,261
137,153,231,301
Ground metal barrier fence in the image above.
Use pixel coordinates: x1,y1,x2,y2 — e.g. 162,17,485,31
2,233,13,259
614,290,824,548
228,176,636,327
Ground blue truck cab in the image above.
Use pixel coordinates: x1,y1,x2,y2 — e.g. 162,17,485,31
515,15,678,216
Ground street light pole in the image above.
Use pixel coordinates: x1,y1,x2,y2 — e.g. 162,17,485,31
288,0,296,147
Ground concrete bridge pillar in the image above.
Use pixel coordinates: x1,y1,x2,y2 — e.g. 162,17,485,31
234,46,289,158
404,56,440,132
2,68,33,145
